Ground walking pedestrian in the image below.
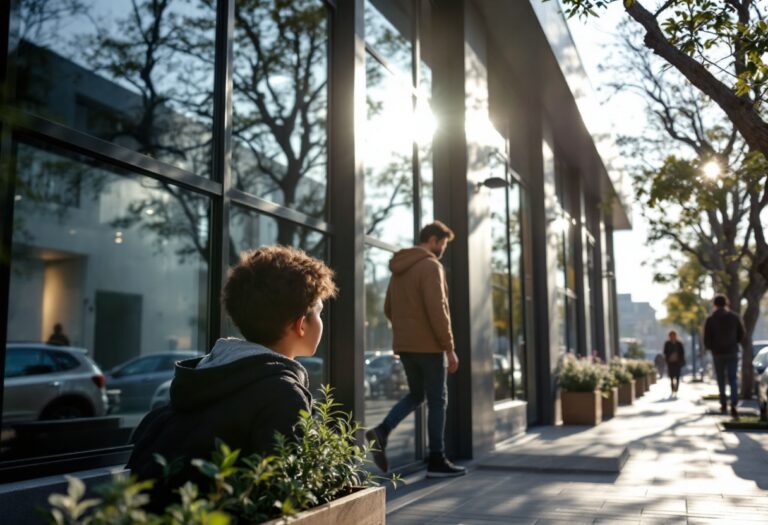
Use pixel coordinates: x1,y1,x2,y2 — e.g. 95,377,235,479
654,352,666,379
703,294,745,420
47,323,70,346
366,221,466,478
663,331,685,397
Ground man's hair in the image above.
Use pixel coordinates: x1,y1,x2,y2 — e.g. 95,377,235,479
668,330,677,337
713,294,728,308
419,221,455,243
222,246,338,345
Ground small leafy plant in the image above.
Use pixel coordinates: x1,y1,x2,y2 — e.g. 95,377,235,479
558,354,603,392
609,359,633,385
624,359,653,379
48,386,391,525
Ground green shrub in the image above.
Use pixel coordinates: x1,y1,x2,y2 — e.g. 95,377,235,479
558,355,603,392
48,387,391,525
599,365,619,393
609,359,633,385
624,359,651,379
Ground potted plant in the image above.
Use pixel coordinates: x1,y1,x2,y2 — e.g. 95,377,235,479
558,355,603,425
600,365,619,420
626,360,647,397
611,359,635,406
47,388,390,525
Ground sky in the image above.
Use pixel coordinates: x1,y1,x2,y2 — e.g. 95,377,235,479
562,3,674,320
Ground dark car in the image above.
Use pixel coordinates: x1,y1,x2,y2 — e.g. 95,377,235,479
106,351,199,412
365,353,407,400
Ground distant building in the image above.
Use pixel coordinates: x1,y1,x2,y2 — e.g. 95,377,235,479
617,293,664,359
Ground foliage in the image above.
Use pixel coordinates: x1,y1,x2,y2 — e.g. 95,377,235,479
625,340,646,360
558,354,603,392
663,257,709,331
609,359,634,385
599,365,620,392
624,359,654,379
47,387,388,525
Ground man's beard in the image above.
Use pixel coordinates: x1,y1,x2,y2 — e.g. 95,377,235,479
431,248,444,259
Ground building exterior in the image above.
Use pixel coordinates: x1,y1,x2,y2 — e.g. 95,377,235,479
0,0,630,508
617,293,664,359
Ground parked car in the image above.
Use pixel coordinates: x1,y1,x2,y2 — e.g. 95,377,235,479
296,356,324,394
2,343,108,422
365,353,407,400
106,351,199,412
753,347,768,421
752,340,768,358
149,379,173,411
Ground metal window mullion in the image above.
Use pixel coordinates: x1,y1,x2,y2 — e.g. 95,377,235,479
208,0,236,351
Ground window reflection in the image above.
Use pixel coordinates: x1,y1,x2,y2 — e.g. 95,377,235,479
14,0,216,175
232,0,329,220
364,59,415,246
364,245,415,468
365,0,413,80
4,141,209,461
228,206,329,394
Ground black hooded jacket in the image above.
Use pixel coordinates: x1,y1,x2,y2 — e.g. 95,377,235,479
126,345,311,509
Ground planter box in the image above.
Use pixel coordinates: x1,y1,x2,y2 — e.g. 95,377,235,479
644,374,652,391
648,372,656,385
561,391,602,426
618,381,635,406
601,387,619,420
634,376,646,397
261,486,385,525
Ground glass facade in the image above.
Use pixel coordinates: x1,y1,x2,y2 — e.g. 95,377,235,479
0,0,626,487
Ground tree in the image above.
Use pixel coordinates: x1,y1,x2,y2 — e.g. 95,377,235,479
555,0,768,285
593,16,768,396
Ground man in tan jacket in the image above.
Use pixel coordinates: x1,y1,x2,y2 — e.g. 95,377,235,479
366,221,465,478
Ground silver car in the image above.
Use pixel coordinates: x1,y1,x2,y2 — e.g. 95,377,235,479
753,346,768,421
3,343,108,422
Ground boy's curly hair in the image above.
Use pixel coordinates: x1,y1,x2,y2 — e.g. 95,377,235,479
222,246,338,345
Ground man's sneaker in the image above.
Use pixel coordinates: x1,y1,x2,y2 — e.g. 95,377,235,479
426,456,466,478
731,405,740,421
720,403,728,415
365,426,389,473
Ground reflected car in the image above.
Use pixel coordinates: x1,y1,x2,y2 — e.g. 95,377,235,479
106,351,199,411
752,340,768,358
149,379,173,411
3,343,108,422
365,353,407,399
753,347,768,421
296,356,324,395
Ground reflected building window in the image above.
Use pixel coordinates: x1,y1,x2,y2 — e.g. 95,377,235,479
14,0,217,176
4,140,209,461
232,0,329,221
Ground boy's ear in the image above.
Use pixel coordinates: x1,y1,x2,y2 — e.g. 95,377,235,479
291,315,306,337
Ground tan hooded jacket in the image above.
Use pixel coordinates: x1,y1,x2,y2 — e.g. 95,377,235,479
384,246,454,354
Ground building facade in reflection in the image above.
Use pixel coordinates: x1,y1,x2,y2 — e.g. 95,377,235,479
0,0,629,504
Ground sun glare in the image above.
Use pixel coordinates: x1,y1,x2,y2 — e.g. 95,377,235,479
702,160,721,180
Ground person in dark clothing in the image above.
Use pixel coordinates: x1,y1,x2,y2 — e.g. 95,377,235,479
703,294,745,420
663,330,685,397
47,323,70,346
127,246,337,510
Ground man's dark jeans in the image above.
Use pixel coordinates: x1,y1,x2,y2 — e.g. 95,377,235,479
713,353,739,407
382,352,447,457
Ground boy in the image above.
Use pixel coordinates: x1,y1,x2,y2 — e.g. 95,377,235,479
127,246,337,506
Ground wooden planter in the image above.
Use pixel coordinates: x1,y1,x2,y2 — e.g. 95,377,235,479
260,486,385,525
618,381,635,406
647,372,656,386
634,376,646,397
601,387,619,420
561,391,602,426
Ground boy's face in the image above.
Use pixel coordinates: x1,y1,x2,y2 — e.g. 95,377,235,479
297,300,324,357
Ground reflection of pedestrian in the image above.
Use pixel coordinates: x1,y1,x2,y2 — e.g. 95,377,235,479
654,352,666,378
47,323,70,346
704,294,745,419
366,221,465,478
663,331,685,396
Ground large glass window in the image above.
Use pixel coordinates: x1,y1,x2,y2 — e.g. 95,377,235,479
4,140,209,461
489,155,526,401
232,0,329,220
14,0,216,176
363,245,415,468
228,206,329,394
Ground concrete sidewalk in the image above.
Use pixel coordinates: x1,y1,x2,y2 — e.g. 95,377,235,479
386,378,768,524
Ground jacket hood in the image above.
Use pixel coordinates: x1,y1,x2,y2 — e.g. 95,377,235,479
389,246,435,275
169,338,308,412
